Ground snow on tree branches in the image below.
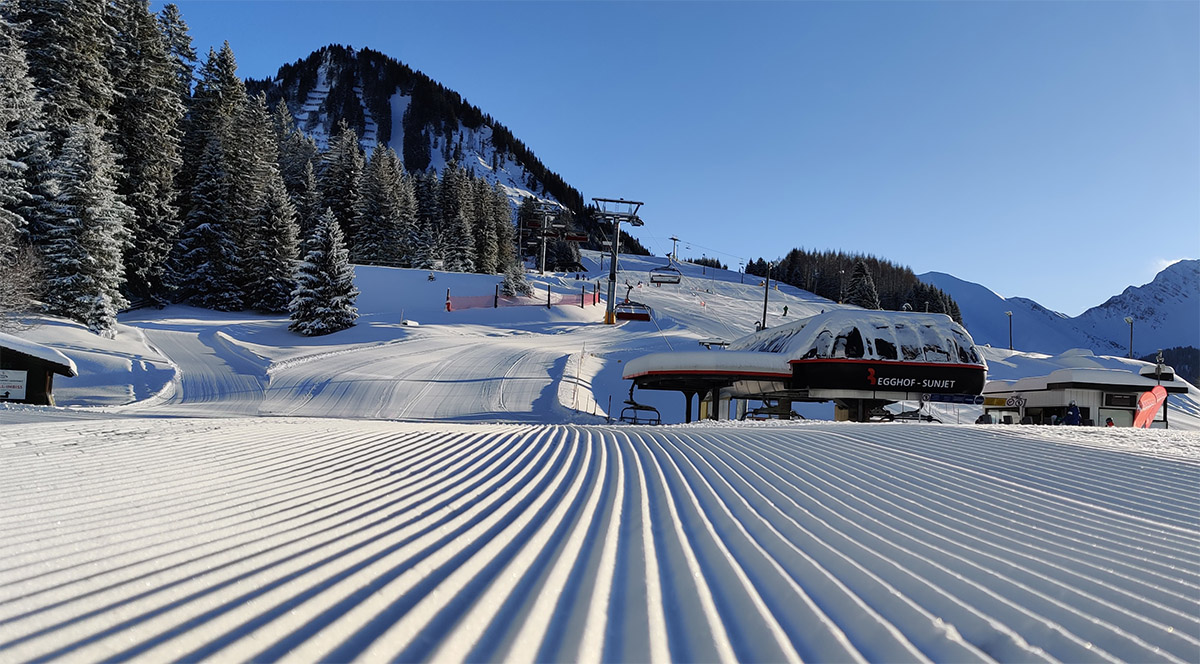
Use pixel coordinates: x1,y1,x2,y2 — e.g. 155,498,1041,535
289,208,358,336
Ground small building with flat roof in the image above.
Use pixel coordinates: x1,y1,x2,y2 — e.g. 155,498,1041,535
982,362,1187,427
0,332,77,406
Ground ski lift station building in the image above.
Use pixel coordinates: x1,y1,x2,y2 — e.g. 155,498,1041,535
623,310,988,422
980,355,1187,427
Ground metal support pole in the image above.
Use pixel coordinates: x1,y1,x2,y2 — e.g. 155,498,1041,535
605,225,620,324
760,262,771,331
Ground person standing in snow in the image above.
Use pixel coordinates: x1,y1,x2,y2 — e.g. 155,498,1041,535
1063,402,1082,426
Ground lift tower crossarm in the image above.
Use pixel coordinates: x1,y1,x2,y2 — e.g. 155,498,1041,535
593,198,644,325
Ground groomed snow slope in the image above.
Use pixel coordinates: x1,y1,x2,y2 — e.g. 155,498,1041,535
4,254,1200,662
2,419,1196,662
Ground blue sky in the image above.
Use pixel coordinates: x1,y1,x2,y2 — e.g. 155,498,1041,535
167,1,1198,316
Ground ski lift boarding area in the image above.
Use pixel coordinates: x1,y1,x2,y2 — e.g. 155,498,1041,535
623,310,988,422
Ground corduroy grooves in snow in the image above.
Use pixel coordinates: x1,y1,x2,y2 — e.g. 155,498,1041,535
4,254,1199,662
1,418,1197,662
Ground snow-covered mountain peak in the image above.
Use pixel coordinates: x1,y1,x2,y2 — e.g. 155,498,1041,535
921,259,1198,358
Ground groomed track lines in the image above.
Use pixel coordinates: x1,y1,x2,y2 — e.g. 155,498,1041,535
1,419,1197,663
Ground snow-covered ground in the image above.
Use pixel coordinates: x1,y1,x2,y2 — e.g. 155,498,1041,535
3,253,1198,661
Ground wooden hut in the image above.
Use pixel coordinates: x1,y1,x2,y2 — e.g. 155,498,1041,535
0,332,77,406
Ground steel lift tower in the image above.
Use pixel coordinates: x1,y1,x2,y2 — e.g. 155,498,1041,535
593,197,644,325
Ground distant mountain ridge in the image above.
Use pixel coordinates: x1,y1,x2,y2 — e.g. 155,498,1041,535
247,45,585,213
921,259,1199,357
246,44,655,256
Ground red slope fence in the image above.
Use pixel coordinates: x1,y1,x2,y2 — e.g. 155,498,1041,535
446,283,601,311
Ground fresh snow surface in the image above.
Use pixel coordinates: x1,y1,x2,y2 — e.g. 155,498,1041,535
3,253,1199,661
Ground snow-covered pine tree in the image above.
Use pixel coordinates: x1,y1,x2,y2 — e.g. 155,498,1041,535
155,3,196,100
110,0,185,306
13,0,116,143
177,42,245,218
245,173,298,312
411,169,442,269
470,176,497,274
445,211,475,273
226,93,277,295
289,207,358,336
0,10,50,243
177,136,242,310
317,119,364,249
439,162,476,272
846,258,881,310
491,183,516,275
0,14,45,331
501,258,532,297
295,160,321,243
355,144,404,265
40,121,132,336
272,100,318,206
394,171,418,267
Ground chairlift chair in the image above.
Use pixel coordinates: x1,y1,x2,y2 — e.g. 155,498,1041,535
649,263,682,285
614,301,652,321
619,384,661,425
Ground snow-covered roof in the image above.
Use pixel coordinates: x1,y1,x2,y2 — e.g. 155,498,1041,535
0,332,78,376
623,351,791,381
727,310,985,366
984,367,1182,394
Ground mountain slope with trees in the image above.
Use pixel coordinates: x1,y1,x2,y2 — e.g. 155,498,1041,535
244,44,649,258
746,249,963,323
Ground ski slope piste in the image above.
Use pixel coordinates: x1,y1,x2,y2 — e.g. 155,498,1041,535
3,252,1199,662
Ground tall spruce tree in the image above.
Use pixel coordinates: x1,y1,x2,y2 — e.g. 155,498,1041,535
491,183,516,275
394,171,418,266
177,42,245,217
317,119,364,249
226,93,277,295
355,144,404,265
470,177,498,274
289,207,358,336
0,12,46,330
110,0,185,305
411,169,442,269
245,174,298,312
0,10,49,242
178,136,241,310
14,0,116,143
40,121,131,336
155,3,196,100
272,100,319,205
445,211,475,273
846,259,881,310
294,160,321,242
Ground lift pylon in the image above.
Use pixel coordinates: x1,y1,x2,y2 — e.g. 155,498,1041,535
593,198,644,324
